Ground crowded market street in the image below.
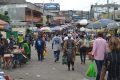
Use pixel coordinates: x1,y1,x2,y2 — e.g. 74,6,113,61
4,41,91,80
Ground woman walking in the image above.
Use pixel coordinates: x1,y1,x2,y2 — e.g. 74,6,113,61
100,37,120,80
64,34,76,71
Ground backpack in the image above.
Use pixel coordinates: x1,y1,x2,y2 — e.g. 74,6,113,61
36,39,44,49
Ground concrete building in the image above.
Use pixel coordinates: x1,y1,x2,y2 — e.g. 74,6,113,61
90,4,120,21
60,10,89,22
0,2,56,28
0,0,26,4
35,3,61,25
0,3,42,27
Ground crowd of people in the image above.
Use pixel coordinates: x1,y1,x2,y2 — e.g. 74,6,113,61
51,31,120,80
0,27,120,80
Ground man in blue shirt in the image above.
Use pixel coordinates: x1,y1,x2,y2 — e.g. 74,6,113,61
35,35,45,61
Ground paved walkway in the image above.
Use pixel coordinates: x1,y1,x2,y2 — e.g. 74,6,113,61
4,41,95,80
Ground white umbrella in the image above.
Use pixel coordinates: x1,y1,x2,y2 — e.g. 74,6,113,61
77,19,90,25
80,27,86,31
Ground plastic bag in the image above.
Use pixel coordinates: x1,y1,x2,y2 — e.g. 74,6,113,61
43,50,47,58
86,61,96,77
62,56,67,65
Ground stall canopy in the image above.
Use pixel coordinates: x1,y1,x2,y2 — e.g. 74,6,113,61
0,19,9,25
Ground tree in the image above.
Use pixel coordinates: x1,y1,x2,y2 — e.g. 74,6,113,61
0,13,10,23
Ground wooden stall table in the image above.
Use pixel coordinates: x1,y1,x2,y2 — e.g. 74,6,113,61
3,54,14,69
12,49,27,68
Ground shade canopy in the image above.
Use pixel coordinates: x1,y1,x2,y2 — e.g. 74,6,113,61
40,27,51,32
0,25,12,31
51,26,63,31
107,22,120,29
0,19,9,25
86,19,116,29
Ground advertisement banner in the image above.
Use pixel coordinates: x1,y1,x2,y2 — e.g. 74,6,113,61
44,3,60,10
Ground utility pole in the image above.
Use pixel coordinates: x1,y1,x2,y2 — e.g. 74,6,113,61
42,0,45,26
107,0,109,18
31,9,34,30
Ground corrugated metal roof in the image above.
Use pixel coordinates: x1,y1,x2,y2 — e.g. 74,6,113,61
0,0,26,4
92,4,120,7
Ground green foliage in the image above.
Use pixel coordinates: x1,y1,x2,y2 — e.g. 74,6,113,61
0,14,10,23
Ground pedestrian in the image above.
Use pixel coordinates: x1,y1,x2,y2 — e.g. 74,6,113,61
79,35,88,64
92,32,108,80
100,37,120,80
17,34,24,49
8,35,15,50
23,40,30,60
52,34,62,62
25,29,32,59
0,40,5,68
64,34,76,71
35,35,45,62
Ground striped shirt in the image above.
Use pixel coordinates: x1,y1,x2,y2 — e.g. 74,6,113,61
103,51,120,80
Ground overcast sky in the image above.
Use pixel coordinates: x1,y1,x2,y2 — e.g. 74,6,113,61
26,0,120,11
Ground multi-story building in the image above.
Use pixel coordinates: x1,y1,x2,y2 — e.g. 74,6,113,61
0,2,56,27
60,10,90,22
35,3,60,25
90,4,120,21
0,0,26,4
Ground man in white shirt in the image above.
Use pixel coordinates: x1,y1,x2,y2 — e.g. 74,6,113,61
52,34,62,62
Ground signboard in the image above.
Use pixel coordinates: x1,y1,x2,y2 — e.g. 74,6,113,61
44,3,60,10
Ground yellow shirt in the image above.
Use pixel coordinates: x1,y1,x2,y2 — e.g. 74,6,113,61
18,35,24,43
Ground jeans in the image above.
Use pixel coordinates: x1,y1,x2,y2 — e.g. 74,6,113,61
37,49,44,61
95,60,104,80
54,50,60,61
80,47,86,63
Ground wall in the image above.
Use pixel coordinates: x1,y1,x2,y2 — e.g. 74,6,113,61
12,27,26,36
8,7,25,21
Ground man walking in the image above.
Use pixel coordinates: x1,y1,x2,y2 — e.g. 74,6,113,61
35,35,45,62
92,32,108,80
52,34,62,62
